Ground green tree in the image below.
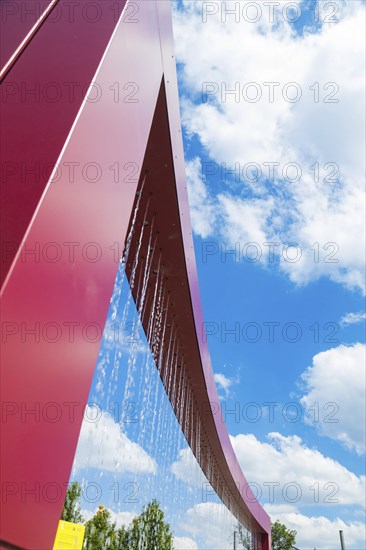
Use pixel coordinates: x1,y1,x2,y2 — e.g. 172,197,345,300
60,484,174,549
83,504,118,550
115,525,130,549
271,520,297,550
128,499,173,550
61,482,84,524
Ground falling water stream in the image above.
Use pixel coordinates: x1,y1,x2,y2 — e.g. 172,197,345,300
69,187,255,549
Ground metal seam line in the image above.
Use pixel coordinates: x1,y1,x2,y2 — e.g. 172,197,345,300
0,0,130,295
0,0,61,82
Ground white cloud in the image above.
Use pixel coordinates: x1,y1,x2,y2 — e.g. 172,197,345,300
300,343,366,454
340,311,366,326
171,433,365,508
173,1,366,293
73,406,157,474
174,536,198,550
230,432,365,507
185,157,217,238
101,316,149,355
180,502,237,550
171,447,207,488
214,372,238,397
218,194,275,255
265,504,366,549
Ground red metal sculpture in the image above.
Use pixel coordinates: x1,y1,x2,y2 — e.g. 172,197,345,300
0,1,271,548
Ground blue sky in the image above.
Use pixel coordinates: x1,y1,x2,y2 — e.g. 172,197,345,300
71,1,365,548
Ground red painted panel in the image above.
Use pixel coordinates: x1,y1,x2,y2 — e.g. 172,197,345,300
0,1,164,547
0,0,126,284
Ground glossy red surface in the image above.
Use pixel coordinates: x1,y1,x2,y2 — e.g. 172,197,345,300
1,1,271,548
1,1,163,547
0,0,126,284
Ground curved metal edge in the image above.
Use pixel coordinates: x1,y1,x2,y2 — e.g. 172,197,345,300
156,1,271,544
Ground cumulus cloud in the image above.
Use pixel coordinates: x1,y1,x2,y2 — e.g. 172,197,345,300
173,536,198,550
218,194,275,255
74,406,157,473
300,343,366,454
265,504,366,549
171,447,207,488
230,432,365,507
173,0,366,293
171,432,365,508
180,502,237,550
186,157,217,238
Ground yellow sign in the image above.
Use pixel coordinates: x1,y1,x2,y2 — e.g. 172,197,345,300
53,520,85,549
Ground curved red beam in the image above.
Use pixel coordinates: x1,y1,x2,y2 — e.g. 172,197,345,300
0,1,271,548
124,77,271,546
